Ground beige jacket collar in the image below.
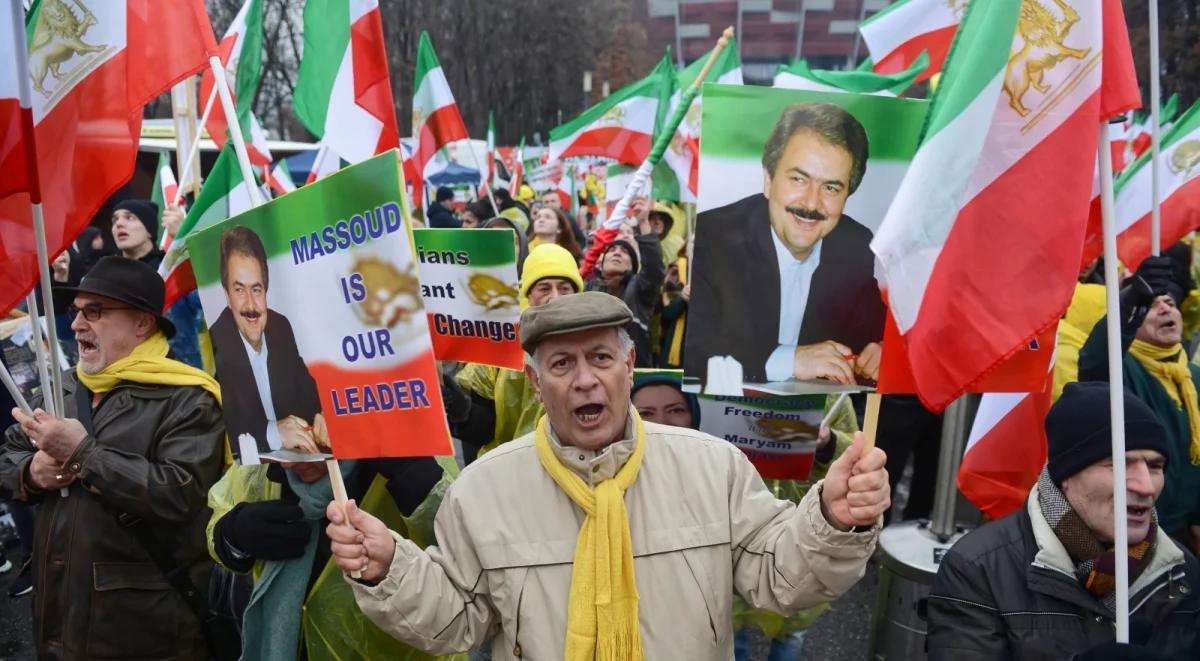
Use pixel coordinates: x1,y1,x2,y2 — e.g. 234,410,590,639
546,413,637,486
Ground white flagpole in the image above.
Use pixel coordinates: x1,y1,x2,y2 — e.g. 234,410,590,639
1098,121,1130,642
24,291,55,416
1149,0,1162,257
8,1,64,419
462,140,500,214
207,56,264,207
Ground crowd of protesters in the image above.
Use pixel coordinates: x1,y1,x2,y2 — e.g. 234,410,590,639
1,175,1200,661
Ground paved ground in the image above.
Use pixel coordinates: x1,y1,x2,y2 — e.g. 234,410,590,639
0,559,34,661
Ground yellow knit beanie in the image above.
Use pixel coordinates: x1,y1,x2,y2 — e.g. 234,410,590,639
520,244,584,309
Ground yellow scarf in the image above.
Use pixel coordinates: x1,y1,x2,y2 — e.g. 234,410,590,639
77,332,232,466
1129,339,1200,463
534,409,646,661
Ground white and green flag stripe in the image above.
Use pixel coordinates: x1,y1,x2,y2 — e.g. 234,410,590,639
773,51,928,96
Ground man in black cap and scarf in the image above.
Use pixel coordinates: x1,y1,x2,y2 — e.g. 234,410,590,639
110,199,164,268
926,381,1200,660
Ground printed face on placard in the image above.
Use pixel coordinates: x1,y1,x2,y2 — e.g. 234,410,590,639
684,86,928,392
188,152,453,464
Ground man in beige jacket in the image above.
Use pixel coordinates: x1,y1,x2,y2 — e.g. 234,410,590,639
327,292,889,660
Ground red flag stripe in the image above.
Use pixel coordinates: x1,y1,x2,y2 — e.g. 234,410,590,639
871,24,956,83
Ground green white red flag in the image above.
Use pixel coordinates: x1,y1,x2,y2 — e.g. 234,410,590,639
200,0,271,166
411,31,470,206
160,146,259,308
859,0,965,83
0,0,216,316
658,41,741,203
266,160,296,196
294,0,398,172
773,51,928,96
871,0,1140,410
1080,100,1200,270
549,53,675,166
507,138,525,196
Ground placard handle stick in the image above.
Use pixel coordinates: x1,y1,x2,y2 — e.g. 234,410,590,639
861,392,881,452
326,458,362,579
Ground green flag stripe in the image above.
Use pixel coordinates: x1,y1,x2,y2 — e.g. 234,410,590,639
413,228,515,267
179,146,239,240
700,84,928,161
233,0,265,135
779,51,928,95
294,0,350,139
1116,99,1200,192
920,0,1020,141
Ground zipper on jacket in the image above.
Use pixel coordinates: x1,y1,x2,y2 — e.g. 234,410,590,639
512,578,526,658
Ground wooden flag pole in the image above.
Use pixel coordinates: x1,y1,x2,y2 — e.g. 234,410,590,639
609,26,735,225
158,83,218,250
1098,121,1131,642
861,392,881,452
326,459,362,579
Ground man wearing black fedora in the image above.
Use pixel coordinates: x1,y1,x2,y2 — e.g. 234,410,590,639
0,256,228,659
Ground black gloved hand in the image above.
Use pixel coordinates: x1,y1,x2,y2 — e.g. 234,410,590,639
1120,255,1175,333
221,501,311,561
441,372,472,425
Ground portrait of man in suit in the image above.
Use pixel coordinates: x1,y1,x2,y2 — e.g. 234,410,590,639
209,225,330,462
686,102,886,386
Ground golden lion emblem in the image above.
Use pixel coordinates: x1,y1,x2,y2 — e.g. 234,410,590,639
600,105,627,126
1168,140,1200,178
1002,0,1091,118
464,273,519,311
29,0,106,97
751,417,819,443
351,257,422,328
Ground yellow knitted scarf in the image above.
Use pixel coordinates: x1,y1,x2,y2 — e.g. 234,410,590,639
76,332,232,466
534,409,646,661
666,256,687,367
1129,339,1200,463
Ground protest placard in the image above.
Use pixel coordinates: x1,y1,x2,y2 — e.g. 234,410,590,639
698,393,828,481
188,150,452,463
685,85,927,393
413,228,523,370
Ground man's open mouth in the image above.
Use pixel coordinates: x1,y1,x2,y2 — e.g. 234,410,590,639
78,338,98,355
574,403,604,425
1128,504,1151,521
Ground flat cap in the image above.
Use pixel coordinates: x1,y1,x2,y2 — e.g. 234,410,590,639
519,291,632,354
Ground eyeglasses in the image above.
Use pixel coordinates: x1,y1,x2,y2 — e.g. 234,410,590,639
67,303,135,321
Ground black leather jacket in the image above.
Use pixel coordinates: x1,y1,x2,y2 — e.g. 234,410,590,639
926,500,1200,660
0,374,225,660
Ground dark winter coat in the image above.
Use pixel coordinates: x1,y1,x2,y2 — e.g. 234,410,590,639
926,489,1200,660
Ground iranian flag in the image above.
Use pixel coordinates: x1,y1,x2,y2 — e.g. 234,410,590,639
870,0,1140,411
294,0,398,168
860,0,965,83
0,4,33,205
0,0,215,316
199,0,271,166
411,31,469,207
549,53,675,166
306,143,342,184
1082,100,1200,270
159,146,259,308
774,51,928,96
265,160,296,196
507,138,525,196
150,152,180,248
659,41,741,203
556,163,574,212
959,364,1053,520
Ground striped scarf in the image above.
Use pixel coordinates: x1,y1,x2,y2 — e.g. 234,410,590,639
1036,470,1156,613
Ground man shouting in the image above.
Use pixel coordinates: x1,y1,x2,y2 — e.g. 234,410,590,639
326,292,890,659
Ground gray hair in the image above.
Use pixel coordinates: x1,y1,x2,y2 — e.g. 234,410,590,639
526,326,634,376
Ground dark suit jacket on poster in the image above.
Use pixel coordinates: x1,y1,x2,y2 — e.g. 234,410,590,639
210,307,322,454
686,193,886,383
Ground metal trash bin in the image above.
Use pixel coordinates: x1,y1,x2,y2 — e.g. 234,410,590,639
867,520,968,661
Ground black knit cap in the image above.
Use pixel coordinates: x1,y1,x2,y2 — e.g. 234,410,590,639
1045,382,1170,485
113,199,160,243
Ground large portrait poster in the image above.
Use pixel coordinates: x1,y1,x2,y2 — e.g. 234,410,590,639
189,151,453,464
685,84,928,394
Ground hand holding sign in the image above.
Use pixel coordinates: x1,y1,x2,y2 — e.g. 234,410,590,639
819,432,889,531
326,498,394,582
